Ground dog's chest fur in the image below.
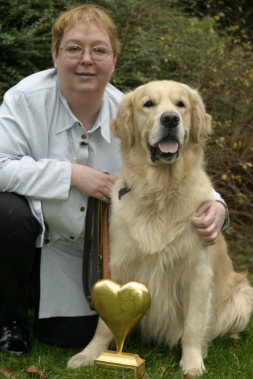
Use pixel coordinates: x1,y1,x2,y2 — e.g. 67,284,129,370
109,175,213,347
109,215,212,347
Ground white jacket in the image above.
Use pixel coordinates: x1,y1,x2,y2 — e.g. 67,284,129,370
0,68,124,317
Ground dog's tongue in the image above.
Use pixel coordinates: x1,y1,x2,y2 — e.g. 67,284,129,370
158,140,178,153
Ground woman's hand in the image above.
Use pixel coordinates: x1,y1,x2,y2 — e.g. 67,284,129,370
70,164,117,204
193,201,226,245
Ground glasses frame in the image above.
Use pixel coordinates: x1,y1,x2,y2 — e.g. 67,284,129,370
58,44,114,61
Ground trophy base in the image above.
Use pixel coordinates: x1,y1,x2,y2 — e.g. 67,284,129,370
94,350,145,378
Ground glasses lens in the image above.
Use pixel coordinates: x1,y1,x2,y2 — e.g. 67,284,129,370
65,45,83,59
91,46,109,61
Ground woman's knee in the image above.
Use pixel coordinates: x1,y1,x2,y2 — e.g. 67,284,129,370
0,192,40,241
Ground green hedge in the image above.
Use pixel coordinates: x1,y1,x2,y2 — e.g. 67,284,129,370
0,0,252,241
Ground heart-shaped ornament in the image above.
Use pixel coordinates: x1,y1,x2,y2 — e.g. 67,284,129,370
91,279,151,353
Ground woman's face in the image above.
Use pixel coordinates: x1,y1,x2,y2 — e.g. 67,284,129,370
52,23,117,100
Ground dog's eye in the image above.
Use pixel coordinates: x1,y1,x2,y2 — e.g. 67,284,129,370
177,101,185,108
144,101,155,108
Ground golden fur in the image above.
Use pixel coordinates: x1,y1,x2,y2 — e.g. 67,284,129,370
68,81,253,376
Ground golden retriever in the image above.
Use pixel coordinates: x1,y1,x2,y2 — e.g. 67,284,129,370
68,81,253,376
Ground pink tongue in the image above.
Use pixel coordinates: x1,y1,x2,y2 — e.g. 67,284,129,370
158,140,178,153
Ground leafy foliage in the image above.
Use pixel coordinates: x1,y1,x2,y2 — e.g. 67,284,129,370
180,0,253,41
0,0,252,243
0,0,73,94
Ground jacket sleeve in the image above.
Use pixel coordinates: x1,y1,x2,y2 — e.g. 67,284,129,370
0,90,71,200
211,188,229,231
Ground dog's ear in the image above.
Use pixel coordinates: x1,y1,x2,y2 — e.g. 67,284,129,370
111,92,134,148
190,88,212,143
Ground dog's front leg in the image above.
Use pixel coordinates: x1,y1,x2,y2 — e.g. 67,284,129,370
67,317,114,369
180,265,212,376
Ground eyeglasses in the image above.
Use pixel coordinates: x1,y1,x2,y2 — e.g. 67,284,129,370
58,45,114,61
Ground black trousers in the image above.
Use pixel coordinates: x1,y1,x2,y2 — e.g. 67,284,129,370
0,192,98,348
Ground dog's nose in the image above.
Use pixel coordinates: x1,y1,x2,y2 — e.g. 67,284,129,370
160,112,179,128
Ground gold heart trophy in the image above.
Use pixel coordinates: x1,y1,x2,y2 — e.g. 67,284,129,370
92,279,151,378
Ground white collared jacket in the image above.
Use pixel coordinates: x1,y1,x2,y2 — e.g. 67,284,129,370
0,68,124,247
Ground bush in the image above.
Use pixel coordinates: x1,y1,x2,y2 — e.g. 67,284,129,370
0,0,252,241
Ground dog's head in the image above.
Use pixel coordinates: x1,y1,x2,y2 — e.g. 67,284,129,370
111,80,212,165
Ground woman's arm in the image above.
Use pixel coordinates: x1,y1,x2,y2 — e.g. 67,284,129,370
194,199,228,245
70,163,116,204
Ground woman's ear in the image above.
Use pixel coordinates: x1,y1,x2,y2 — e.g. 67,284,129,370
52,47,58,68
112,54,117,71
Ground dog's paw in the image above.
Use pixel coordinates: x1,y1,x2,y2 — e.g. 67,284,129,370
67,353,95,369
180,358,206,376
183,367,205,377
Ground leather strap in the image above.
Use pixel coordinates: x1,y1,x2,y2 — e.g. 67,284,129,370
82,197,110,309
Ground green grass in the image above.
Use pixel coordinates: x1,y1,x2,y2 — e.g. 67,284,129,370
1,239,253,378
1,325,253,378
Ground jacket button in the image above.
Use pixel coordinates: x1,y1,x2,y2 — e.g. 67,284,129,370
80,206,85,212
70,236,75,240
81,133,87,139
45,239,50,244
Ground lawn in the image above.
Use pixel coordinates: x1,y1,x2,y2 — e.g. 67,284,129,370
1,238,253,378
1,325,253,378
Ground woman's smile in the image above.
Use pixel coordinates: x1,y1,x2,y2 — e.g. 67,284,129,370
52,23,117,101
75,72,96,78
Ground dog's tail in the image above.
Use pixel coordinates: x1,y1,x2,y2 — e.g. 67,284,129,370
212,272,253,339
210,236,253,339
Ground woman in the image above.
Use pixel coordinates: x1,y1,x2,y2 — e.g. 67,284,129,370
0,4,228,357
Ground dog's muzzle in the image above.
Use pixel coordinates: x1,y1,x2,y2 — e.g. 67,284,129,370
149,112,180,163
